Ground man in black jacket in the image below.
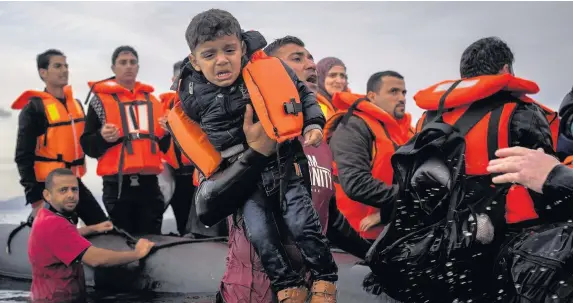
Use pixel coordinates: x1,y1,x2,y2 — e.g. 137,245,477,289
14,49,108,226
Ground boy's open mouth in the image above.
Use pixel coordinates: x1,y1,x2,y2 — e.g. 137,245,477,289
216,71,232,80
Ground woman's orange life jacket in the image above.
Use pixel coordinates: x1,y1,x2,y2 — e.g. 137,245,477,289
159,91,193,170
167,49,306,180
414,73,553,224
317,93,336,120
12,86,86,181
324,92,414,240
87,79,165,178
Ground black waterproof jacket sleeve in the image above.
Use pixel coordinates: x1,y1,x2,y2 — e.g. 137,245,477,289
329,115,399,209
326,196,372,259
509,102,557,216
14,98,47,205
80,97,171,159
542,164,573,199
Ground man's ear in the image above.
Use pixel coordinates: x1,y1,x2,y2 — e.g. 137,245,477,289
42,189,49,202
366,91,376,102
188,54,201,72
241,41,247,57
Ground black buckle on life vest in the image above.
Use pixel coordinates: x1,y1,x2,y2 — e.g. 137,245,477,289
283,98,303,116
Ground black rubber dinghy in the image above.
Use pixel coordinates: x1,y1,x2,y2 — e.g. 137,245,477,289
0,220,383,302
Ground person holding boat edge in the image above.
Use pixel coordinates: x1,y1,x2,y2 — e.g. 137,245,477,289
28,168,155,303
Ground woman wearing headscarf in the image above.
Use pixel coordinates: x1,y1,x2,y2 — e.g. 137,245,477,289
316,57,349,120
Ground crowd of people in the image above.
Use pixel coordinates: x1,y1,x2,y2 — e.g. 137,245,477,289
14,7,573,303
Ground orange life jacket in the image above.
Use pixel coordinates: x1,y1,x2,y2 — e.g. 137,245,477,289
159,91,193,170
12,86,86,181
317,93,336,120
414,73,553,224
167,49,305,179
87,79,165,178
324,92,414,240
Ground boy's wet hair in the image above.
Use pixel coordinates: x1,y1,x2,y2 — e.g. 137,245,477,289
112,45,138,65
264,36,305,56
460,36,514,78
185,9,242,53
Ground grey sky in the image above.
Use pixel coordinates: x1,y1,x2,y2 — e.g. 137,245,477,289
0,1,572,200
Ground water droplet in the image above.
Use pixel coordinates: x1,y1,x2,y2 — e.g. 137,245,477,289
498,289,504,293
447,271,454,277
560,280,565,285
446,262,453,267
540,267,547,272
459,274,466,279
464,231,473,237
486,206,492,211
546,205,552,210
552,294,558,299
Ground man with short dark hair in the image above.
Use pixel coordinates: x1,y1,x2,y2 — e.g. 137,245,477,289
80,45,170,235
13,49,109,226
326,70,414,241
28,168,155,303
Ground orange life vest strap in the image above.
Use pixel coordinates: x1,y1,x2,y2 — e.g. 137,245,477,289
166,103,222,179
111,92,158,198
242,50,304,143
421,91,517,161
34,155,85,169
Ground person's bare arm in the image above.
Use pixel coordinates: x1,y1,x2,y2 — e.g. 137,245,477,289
82,238,154,267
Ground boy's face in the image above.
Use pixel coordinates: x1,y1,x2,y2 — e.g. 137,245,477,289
189,34,245,87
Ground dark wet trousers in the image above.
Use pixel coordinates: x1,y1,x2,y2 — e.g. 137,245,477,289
102,174,164,235
75,178,108,225
242,163,339,291
169,173,194,236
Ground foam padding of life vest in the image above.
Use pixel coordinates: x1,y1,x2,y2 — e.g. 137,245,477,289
166,103,222,178
242,51,304,143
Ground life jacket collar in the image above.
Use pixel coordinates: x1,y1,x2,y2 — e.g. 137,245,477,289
414,73,539,110
88,79,154,95
332,91,412,134
11,85,75,110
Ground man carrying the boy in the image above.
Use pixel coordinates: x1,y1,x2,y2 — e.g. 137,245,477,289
173,8,338,303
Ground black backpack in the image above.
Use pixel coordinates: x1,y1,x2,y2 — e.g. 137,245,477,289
494,222,573,303
364,81,514,302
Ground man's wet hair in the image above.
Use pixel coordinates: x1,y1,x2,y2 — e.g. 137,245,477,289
264,36,305,56
185,9,242,53
36,49,65,80
460,37,514,78
45,168,75,191
367,71,404,94
112,45,139,65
